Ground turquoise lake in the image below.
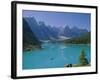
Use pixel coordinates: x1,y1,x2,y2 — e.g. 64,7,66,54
23,42,90,69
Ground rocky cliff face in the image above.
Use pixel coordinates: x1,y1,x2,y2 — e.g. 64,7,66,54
23,18,41,51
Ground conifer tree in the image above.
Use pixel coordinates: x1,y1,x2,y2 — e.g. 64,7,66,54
79,49,88,66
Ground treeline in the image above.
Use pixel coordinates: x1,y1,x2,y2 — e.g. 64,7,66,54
64,32,90,44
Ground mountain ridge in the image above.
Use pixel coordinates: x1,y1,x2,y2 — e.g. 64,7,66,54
23,17,89,41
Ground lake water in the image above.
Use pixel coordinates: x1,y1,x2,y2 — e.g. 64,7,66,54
23,42,90,69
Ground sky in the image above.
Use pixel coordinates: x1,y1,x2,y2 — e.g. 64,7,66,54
23,10,91,31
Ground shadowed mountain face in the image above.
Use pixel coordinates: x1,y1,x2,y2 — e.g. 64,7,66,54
23,17,89,41
24,17,58,40
23,18,41,50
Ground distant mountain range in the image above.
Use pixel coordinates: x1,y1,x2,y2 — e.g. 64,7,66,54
23,17,89,41
59,25,88,38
